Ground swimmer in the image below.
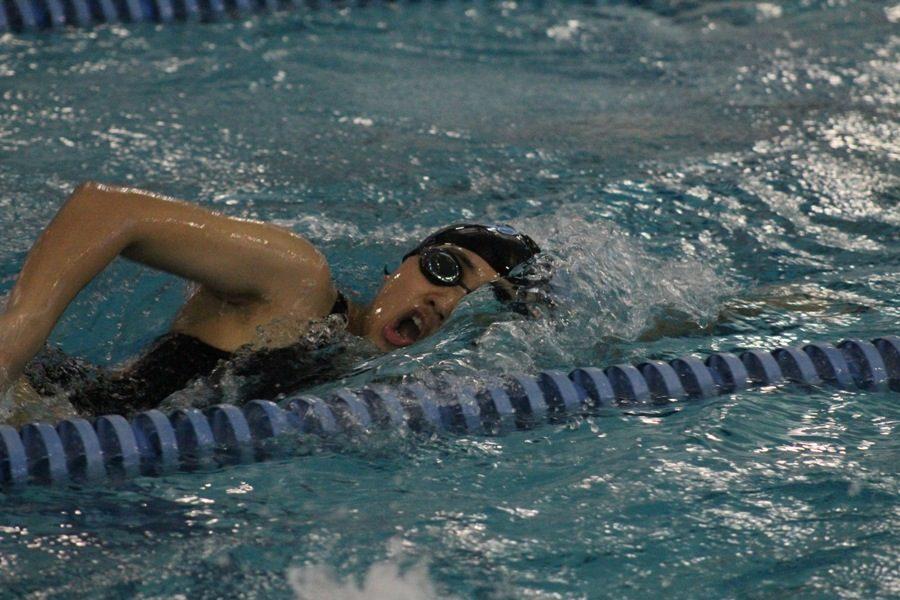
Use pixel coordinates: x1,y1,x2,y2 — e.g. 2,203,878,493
0,182,542,425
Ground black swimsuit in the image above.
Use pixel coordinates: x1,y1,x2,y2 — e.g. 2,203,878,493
25,293,350,416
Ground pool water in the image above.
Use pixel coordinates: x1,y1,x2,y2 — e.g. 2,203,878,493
1,1,898,597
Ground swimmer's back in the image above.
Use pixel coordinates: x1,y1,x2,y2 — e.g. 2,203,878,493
20,292,351,419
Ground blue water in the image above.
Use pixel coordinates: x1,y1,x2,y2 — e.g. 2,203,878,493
1,1,898,597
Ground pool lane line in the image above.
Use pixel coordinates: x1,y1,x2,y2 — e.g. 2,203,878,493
0,0,320,32
0,335,898,487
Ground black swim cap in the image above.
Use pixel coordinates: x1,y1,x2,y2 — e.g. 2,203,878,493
403,223,540,277
404,223,551,316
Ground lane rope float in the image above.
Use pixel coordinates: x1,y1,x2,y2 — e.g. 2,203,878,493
2,0,312,32
1,335,898,487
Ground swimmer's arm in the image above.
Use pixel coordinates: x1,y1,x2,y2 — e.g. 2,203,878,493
0,181,333,388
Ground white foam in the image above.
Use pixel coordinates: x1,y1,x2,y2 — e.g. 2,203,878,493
287,558,454,600
886,4,900,23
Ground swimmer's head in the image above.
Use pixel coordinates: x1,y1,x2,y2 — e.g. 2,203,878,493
358,224,546,351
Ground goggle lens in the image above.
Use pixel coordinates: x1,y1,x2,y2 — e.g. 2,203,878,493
421,249,463,286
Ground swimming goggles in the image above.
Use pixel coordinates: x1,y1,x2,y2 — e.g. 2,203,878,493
419,247,475,293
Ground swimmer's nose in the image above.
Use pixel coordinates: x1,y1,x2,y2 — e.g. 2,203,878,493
425,293,457,323
425,299,444,323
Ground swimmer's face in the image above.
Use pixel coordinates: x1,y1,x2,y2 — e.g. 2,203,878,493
364,245,500,351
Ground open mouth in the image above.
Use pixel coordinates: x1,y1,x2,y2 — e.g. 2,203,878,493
382,309,428,347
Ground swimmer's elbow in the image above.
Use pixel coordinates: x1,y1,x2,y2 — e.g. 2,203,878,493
69,180,120,205
72,180,101,195
67,181,117,211
280,247,332,290
63,181,139,247
264,244,333,305
72,180,143,215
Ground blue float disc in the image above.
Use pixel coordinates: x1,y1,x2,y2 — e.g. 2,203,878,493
400,384,445,432
90,0,118,22
772,347,822,385
740,349,783,385
638,361,686,401
153,0,172,20
230,0,251,13
802,343,854,388
130,410,178,474
838,339,888,391
137,0,152,18
360,386,408,429
12,0,39,29
208,405,253,463
121,0,143,21
536,370,583,415
670,357,718,398
57,418,106,481
605,364,651,403
43,0,66,27
410,378,472,433
283,395,338,435
202,0,224,20
873,336,900,389
705,353,749,392
477,385,516,433
21,423,68,484
0,425,28,486
0,2,9,32
171,409,215,466
505,374,548,427
330,390,374,430
66,0,92,26
177,0,200,20
569,367,616,408
450,386,484,434
95,415,141,478
243,400,291,438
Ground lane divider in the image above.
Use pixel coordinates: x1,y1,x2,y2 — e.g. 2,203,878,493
1,335,897,487
0,0,307,31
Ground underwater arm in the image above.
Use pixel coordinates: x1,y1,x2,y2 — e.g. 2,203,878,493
0,181,333,390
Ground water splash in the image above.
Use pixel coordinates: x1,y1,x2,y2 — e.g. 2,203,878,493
288,542,455,600
326,207,733,395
